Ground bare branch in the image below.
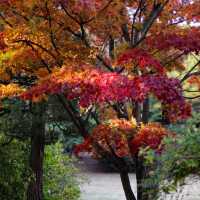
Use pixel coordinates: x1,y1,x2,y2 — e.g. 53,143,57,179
133,0,169,47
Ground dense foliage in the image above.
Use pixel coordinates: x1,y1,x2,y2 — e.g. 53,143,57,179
44,143,81,200
0,137,81,200
141,112,200,198
0,0,200,200
0,137,30,200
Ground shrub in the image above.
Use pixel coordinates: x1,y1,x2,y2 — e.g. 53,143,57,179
0,135,81,200
0,136,30,200
44,143,81,200
143,112,200,198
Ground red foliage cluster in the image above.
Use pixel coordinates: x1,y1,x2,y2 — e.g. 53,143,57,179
130,123,171,154
146,29,200,54
21,67,191,122
144,75,192,122
21,68,148,105
74,119,135,158
117,48,166,74
163,101,192,123
0,0,9,5
74,121,172,158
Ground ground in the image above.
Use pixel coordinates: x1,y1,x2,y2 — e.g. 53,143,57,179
80,173,200,200
78,157,200,200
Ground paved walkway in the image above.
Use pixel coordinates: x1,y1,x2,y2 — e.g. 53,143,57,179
80,172,136,200
78,157,200,200
80,173,200,200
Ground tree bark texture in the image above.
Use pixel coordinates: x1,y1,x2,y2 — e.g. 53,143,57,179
27,103,46,200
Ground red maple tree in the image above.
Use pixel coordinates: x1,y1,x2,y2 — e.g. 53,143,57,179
0,0,200,200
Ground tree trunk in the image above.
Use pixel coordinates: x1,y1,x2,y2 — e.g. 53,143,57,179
142,98,149,124
120,171,137,200
27,103,46,200
135,156,149,200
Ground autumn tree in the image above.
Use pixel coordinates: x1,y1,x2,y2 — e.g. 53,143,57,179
0,0,200,200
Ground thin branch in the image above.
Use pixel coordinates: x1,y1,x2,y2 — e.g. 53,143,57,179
11,9,29,22
56,94,88,138
162,52,185,65
121,24,131,43
60,3,80,25
96,55,114,72
181,60,200,82
80,22,90,47
184,89,200,93
131,0,143,45
0,13,13,27
133,0,169,47
15,39,59,65
45,1,60,55
184,95,200,99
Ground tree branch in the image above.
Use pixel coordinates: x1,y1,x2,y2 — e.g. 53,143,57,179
133,0,169,47
181,60,200,82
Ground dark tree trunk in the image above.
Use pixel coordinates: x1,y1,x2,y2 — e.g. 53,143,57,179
133,102,141,122
120,171,137,200
109,36,115,59
135,156,149,200
27,103,46,200
142,98,149,124
133,99,150,200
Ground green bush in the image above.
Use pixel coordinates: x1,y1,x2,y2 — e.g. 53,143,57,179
143,112,200,197
44,143,81,200
0,135,81,200
0,136,30,200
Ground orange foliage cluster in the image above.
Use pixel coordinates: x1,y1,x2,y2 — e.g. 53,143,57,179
74,119,135,158
0,0,199,163
0,83,24,99
20,65,191,122
74,120,171,158
163,101,192,123
130,123,172,154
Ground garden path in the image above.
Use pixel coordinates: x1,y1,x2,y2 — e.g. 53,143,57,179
78,157,200,200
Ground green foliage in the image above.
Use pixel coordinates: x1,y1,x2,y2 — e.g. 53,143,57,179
0,99,32,139
0,136,30,200
44,143,81,200
144,112,200,197
0,135,81,200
